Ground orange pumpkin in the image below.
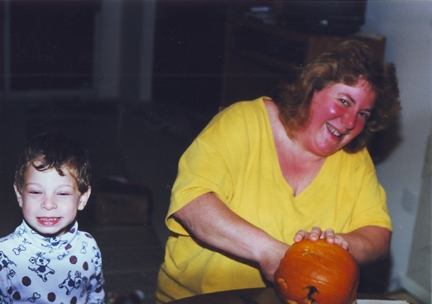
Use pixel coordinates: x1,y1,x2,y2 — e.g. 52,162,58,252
274,239,359,304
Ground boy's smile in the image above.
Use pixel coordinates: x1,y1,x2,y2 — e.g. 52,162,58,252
14,163,90,237
37,217,62,225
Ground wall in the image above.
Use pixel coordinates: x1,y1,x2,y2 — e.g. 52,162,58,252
93,0,122,99
404,123,431,302
151,1,227,110
362,1,432,293
93,0,155,102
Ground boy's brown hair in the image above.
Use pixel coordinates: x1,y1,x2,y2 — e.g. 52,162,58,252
15,133,91,194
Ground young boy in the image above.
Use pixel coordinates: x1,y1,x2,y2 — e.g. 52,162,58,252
0,133,105,304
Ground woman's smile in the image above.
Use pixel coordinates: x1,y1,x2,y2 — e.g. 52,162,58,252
326,123,343,138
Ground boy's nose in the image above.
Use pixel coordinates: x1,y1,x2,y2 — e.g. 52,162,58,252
42,197,57,210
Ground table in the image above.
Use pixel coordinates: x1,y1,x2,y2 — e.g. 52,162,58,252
170,287,397,304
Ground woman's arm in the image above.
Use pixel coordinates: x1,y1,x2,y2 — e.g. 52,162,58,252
336,226,391,264
173,192,290,282
294,226,391,265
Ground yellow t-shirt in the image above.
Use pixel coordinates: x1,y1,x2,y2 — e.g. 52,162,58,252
155,98,392,302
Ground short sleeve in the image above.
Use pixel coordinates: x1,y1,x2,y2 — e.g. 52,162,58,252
166,101,260,235
349,149,392,231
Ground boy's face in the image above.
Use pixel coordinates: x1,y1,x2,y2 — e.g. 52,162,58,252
14,163,91,237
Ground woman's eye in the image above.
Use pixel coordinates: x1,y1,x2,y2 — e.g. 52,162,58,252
340,99,349,105
359,112,370,119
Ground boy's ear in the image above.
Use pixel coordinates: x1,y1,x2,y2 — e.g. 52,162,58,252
14,183,23,208
77,186,91,211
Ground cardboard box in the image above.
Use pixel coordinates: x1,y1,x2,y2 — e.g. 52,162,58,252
96,192,150,225
96,177,152,225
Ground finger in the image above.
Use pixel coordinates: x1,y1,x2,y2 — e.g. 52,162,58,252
294,230,307,243
339,240,349,250
309,226,322,241
323,228,336,244
334,235,349,251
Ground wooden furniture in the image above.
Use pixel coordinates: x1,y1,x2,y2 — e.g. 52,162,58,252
95,177,152,225
221,17,386,108
170,287,407,304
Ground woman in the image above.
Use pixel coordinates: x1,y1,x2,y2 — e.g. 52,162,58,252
155,40,401,302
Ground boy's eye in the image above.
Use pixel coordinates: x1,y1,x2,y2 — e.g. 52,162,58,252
58,192,71,196
29,191,41,194
340,99,349,105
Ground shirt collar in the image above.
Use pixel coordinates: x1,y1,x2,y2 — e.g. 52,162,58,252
20,220,78,252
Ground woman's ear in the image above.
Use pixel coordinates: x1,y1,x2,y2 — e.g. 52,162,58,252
77,186,91,211
14,183,23,208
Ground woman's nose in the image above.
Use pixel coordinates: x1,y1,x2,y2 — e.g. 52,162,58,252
42,196,57,210
341,111,357,130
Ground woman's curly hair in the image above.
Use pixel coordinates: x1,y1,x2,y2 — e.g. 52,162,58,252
273,40,401,153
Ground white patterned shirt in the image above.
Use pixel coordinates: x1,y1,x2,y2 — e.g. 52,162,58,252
0,221,105,304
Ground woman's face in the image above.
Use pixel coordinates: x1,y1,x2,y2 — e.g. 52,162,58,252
298,78,376,157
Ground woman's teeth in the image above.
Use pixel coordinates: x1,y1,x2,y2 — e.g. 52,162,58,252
327,123,342,137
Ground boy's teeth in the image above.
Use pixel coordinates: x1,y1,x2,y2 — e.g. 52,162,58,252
327,123,342,137
40,218,59,221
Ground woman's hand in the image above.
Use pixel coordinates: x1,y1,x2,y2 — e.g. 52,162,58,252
294,226,349,250
293,226,391,264
257,241,290,282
